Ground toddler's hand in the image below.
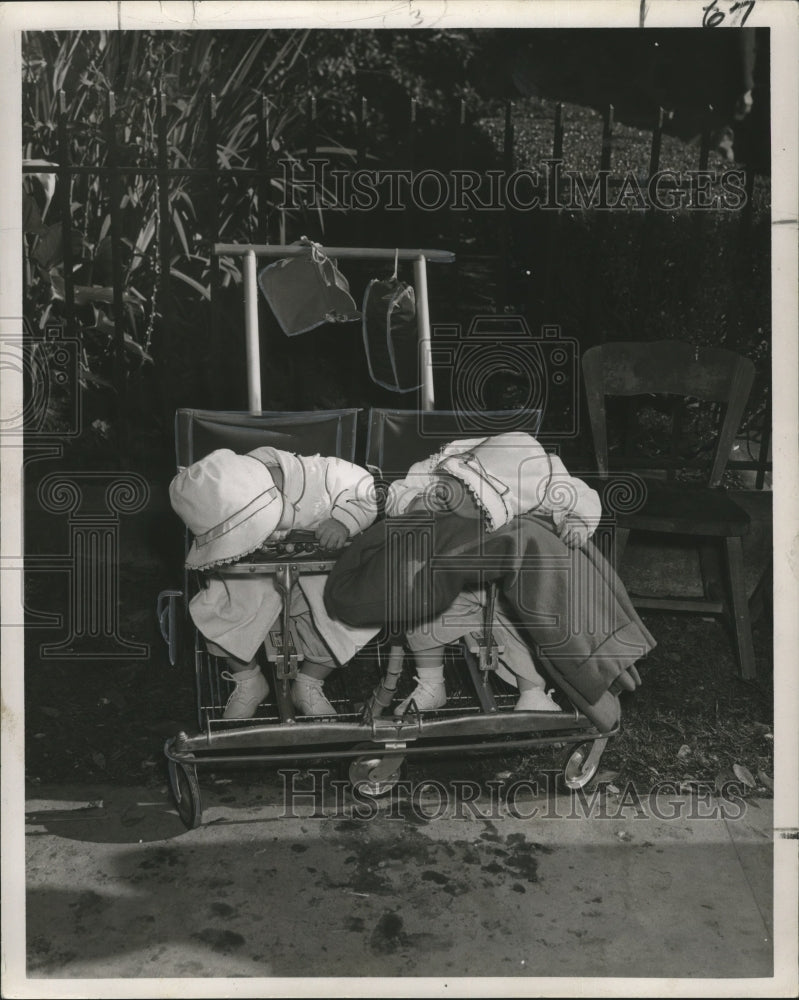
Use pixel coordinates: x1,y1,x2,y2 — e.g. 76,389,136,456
558,515,591,549
315,518,349,550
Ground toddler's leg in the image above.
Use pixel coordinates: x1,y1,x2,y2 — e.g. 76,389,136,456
394,646,448,715
206,645,270,720
398,590,487,715
490,619,559,712
289,590,339,717
292,660,338,717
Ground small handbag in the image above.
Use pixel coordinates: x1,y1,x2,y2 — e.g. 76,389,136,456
258,236,360,337
362,251,420,393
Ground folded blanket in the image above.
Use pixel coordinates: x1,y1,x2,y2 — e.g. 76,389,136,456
325,512,655,732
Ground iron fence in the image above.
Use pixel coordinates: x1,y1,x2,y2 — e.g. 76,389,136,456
22,89,769,483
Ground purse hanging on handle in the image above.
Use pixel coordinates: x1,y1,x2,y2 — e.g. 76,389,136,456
258,236,360,337
362,249,420,393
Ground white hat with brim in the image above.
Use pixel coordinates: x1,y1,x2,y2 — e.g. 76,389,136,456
169,448,283,570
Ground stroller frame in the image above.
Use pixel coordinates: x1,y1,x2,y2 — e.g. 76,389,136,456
160,243,613,829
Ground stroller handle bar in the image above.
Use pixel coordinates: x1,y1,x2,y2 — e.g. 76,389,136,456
213,244,455,263
212,243,455,415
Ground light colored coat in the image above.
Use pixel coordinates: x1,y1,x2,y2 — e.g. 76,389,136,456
190,446,378,664
386,432,602,532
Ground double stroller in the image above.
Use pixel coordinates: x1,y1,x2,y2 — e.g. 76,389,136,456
160,404,622,829
158,246,621,829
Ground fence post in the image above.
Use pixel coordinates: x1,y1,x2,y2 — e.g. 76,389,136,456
600,103,614,174
500,100,514,308
56,90,76,340
306,91,317,160
591,104,614,347
257,95,270,245
155,91,172,366
699,107,712,173
553,101,564,161
207,93,222,409
544,102,565,316
741,156,755,234
648,105,664,179
687,105,713,306
404,97,417,247
634,106,666,327
450,98,466,258
105,90,128,448
149,91,174,426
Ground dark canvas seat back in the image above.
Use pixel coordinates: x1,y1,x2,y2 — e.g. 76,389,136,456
175,409,360,467
365,408,543,482
173,409,361,600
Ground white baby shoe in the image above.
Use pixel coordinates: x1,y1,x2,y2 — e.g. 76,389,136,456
221,666,269,720
292,675,338,717
514,687,560,712
394,678,447,715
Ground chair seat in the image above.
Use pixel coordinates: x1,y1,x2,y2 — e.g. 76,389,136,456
613,479,751,537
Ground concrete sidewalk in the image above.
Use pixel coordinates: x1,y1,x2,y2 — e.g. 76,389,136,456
17,771,777,987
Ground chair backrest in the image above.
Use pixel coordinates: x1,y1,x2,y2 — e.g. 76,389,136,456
174,409,360,467
581,341,755,487
365,408,544,480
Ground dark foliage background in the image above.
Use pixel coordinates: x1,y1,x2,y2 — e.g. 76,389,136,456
21,28,773,792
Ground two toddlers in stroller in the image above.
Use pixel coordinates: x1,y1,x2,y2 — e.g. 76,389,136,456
170,431,651,720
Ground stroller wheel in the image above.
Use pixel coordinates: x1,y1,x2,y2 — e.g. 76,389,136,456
560,741,599,791
348,743,406,799
168,758,203,829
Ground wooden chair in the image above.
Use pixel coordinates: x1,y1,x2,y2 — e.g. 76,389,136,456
581,341,757,679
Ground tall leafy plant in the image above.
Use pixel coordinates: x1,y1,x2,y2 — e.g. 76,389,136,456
21,29,356,436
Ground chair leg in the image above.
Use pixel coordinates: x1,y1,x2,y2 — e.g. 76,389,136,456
613,526,631,571
724,536,757,680
748,556,773,626
698,542,723,602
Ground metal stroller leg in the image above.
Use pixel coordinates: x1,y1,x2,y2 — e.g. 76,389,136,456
354,642,409,795
461,645,498,714
466,582,505,676
272,564,301,681
269,563,302,723
363,643,405,720
463,581,505,713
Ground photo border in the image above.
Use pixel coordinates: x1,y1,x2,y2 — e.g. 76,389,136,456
2,2,796,997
